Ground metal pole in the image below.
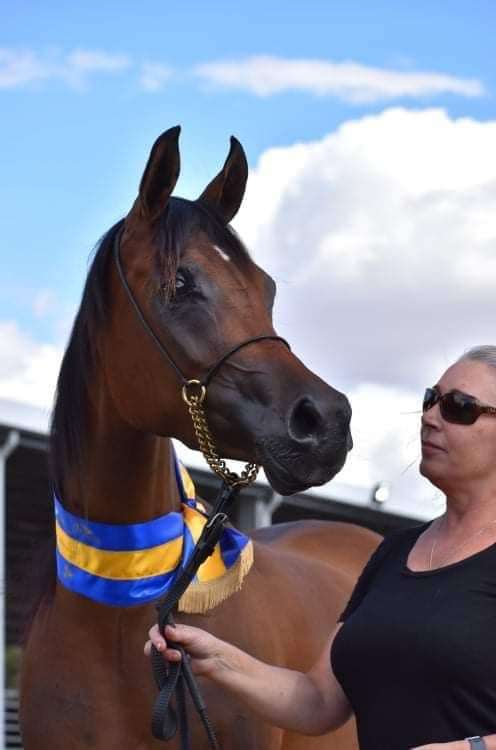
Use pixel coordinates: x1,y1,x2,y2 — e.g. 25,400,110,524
253,492,283,528
0,431,20,749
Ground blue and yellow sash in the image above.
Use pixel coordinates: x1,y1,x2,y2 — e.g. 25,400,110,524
55,461,253,613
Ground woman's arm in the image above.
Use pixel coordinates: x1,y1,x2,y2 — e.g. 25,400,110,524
145,622,352,735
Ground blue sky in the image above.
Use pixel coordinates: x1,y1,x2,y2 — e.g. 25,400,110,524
2,1,494,342
2,1,495,512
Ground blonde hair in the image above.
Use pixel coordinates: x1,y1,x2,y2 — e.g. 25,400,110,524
458,345,496,369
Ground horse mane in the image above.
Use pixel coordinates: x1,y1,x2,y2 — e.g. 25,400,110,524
50,198,249,496
22,219,125,640
49,219,124,497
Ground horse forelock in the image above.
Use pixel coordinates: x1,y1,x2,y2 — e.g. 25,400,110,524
157,197,252,293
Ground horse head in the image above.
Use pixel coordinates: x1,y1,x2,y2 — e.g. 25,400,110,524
103,126,352,495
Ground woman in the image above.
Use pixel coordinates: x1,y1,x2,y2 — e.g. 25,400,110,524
145,346,496,750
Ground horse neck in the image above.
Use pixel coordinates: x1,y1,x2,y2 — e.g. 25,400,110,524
61,378,181,524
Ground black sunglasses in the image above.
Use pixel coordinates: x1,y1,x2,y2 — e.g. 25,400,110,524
423,386,496,425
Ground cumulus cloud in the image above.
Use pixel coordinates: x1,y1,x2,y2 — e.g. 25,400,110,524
0,321,62,409
0,47,130,89
194,56,485,102
3,106,495,519
336,383,445,517
139,62,173,92
233,108,496,515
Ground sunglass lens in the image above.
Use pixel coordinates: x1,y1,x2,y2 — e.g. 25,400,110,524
422,388,438,412
440,392,479,425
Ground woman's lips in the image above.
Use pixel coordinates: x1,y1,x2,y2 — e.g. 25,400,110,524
421,440,445,454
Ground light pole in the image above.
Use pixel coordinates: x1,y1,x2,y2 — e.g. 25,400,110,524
370,480,391,505
0,430,20,748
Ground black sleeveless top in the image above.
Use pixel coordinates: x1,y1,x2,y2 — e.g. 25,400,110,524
331,522,496,750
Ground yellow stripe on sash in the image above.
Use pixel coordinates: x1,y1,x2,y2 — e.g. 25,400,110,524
183,505,227,583
179,464,196,500
55,522,183,580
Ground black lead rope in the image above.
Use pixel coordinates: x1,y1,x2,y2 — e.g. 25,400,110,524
112,229,291,748
150,483,240,749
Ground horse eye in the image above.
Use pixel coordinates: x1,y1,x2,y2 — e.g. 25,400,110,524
159,268,195,302
172,267,194,298
175,270,187,290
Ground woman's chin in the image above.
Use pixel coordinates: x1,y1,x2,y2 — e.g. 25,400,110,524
419,459,448,490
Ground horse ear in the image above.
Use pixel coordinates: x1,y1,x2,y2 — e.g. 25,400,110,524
138,126,181,221
197,136,248,223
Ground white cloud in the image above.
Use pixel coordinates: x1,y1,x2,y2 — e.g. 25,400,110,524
233,107,496,516
0,49,48,88
3,106,495,520
0,321,62,409
336,383,445,518
2,49,483,105
66,49,129,73
139,62,173,92
194,56,485,102
0,47,130,90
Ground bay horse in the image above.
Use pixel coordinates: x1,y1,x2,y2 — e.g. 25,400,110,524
20,126,380,749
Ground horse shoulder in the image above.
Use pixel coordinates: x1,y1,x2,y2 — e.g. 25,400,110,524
252,519,381,579
183,521,380,674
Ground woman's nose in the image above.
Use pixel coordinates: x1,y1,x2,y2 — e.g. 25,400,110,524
422,403,441,428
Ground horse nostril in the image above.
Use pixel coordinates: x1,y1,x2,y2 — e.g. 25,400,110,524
289,397,323,442
289,395,352,445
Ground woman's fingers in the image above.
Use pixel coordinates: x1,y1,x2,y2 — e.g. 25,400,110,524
144,622,212,661
148,624,166,650
144,623,190,658
143,623,221,679
143,636,183,660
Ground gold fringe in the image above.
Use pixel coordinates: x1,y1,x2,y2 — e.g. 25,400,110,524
178,541,254,614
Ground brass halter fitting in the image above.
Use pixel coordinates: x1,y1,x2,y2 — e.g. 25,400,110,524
181,379,206,406
182,379,259,488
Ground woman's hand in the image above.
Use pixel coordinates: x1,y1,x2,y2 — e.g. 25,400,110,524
144,623,225,678
145,621,353,736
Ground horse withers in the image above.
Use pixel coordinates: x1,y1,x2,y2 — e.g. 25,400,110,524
20,127,380,749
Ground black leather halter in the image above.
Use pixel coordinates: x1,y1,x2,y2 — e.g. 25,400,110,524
113,229,290,388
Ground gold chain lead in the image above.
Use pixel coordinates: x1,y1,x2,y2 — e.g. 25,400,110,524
182,380,260,488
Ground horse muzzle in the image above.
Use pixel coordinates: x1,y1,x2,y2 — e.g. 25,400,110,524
256,391,353,495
